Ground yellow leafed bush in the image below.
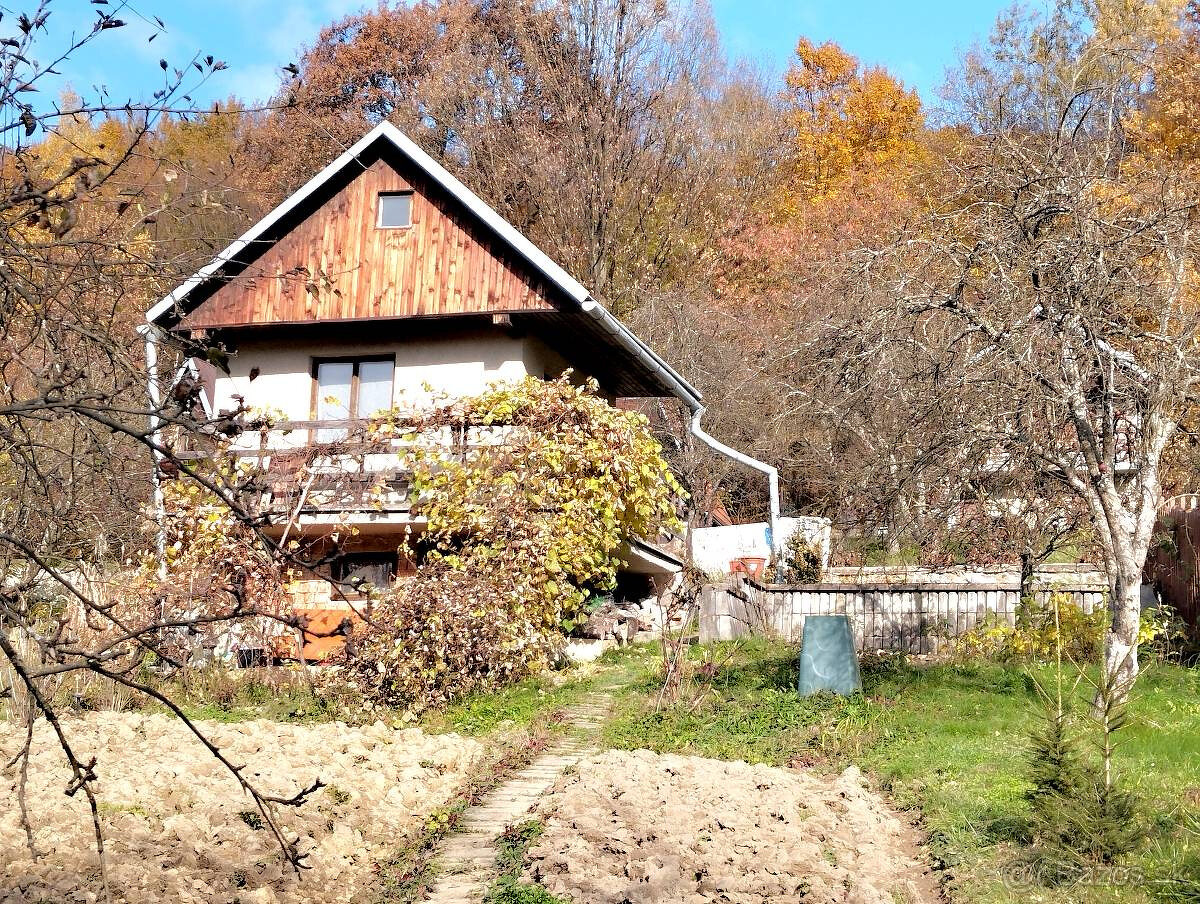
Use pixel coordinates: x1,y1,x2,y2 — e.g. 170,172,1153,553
951,592,1108,664
337,376,685,709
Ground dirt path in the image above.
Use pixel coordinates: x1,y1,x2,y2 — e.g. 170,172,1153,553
423,693,611,903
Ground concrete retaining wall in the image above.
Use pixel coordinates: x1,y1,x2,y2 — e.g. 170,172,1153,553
691,517,832,575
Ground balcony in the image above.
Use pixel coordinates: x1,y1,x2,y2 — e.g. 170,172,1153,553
218,419,511,522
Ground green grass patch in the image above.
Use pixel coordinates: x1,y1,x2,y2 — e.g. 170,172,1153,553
852,660,1200,902
602,637,890,766
422,673,588,737
423,643,660,737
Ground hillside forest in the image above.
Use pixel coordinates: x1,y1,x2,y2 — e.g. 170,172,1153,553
4,0,1200,685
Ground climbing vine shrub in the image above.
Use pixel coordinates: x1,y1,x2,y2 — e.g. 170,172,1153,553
338,564,555,709
339,376,685,709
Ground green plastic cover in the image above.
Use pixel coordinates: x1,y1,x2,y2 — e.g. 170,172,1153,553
797,615,862,696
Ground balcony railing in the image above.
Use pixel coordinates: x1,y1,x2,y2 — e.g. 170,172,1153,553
220,419,513,518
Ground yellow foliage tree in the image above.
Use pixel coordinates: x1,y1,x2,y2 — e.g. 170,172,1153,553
783,37,924,204
1129,1,1200,160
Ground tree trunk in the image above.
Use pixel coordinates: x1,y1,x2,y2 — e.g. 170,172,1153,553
1103,561,1142,701
1019,551,1034,602
1086,474,1155,708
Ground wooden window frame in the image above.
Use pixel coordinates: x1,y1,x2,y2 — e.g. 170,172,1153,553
376,190,414,229
332,551,399,593
310,354,396,430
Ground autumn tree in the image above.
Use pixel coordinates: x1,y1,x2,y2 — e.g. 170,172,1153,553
860,0,1199,696
145,101,263,268
783,37,923,203
631,38,941,537
246,0,741,316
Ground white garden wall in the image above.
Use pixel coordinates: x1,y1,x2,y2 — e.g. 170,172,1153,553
691,516,832,575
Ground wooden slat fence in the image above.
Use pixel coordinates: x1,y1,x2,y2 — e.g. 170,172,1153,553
1145,505,1200,638
699,580,1107,652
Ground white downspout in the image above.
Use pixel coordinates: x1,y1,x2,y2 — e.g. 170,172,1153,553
688,407,781,554
576,297,782,552
140,324,168,579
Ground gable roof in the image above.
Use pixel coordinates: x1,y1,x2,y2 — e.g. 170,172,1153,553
147,121,703,410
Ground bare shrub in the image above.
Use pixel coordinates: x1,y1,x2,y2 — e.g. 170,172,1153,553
333,565,559,713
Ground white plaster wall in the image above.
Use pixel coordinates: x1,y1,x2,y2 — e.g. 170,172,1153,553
521,335,570,381
213,330,584,425
691,517,832,576
212,329,537,425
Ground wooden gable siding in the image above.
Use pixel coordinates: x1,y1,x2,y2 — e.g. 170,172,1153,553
182,156,558,329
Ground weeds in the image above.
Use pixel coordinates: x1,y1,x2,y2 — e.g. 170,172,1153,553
485,820,569,904
603,637,889,768
238,810,265,831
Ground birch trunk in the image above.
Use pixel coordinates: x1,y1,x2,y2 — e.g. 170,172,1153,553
1104,552,1144,697
1088,437,1164,704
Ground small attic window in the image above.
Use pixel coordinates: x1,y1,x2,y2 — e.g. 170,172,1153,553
377,191,412,228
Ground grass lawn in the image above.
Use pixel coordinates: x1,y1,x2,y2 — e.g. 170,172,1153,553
422,649,649,737
591,639,1200,904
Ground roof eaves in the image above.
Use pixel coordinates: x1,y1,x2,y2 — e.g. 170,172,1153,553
578,298,703,409
622,537,685,574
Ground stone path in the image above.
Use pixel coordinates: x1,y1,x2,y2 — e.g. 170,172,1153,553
424,694,611,903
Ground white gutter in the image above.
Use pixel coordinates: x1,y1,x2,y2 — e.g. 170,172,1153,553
139,324,168,578
688,407,781,555
578,298,702,409
575,298,780,552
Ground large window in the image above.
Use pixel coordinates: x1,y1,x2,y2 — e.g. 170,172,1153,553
312,355,395,442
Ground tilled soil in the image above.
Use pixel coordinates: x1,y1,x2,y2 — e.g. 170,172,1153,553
527,749,938,904
0,713,485,904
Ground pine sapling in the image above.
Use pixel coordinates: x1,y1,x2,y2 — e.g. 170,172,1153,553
1022,592,1146,880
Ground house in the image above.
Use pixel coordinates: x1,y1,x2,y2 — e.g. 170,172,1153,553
145,121,762,654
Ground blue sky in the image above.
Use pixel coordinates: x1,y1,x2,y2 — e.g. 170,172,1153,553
40,1,1019,111
711,1,1016,100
